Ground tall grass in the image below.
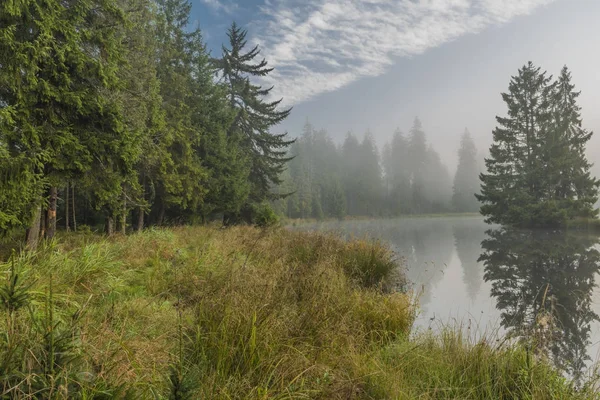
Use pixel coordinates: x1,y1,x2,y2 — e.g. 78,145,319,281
0,226,596,398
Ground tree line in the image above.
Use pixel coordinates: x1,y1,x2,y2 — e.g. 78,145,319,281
273,118,482,219
0,0,292,248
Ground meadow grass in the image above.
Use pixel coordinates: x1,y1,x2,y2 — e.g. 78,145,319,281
0,226,596,398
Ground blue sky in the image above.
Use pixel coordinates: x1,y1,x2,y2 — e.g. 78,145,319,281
192,0,600,172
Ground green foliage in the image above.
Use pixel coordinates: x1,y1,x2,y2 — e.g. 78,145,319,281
478,63,599,227
0,0,290,236
214,22,294,220
0,0,127,235
251,203,280,227
0,151,43,232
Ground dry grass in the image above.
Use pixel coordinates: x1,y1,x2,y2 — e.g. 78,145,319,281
0,226,595,398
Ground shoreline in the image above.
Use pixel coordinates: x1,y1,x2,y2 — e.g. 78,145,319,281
0,225,596,398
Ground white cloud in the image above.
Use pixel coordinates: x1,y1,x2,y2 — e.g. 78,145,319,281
253,0,558,105
201,0,238,14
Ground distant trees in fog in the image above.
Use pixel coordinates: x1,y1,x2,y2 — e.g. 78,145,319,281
275,119,480,219
453,130,481,212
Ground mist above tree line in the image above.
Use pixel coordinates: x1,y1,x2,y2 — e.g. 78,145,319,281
273,119,480,219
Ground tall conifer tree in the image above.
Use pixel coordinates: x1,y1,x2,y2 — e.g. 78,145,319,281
0,0,127,241
478,62,599,226
453,129,480,212
408,118,429,213
215,22,294,222
546,66,599,217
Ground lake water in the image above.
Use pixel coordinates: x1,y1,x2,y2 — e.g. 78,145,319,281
295,216,600,380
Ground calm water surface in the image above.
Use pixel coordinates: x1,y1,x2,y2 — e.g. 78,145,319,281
296,216,600,379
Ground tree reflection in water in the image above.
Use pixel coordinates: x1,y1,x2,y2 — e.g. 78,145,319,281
479,229,600,381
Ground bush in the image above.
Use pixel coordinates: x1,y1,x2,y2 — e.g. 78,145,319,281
251,202,279,227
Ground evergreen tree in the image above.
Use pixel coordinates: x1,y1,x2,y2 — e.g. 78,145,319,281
324,177,346,219
452,129,480,212
215,22,294,223
87,0,162,234
0,146,43,236
382,129,411,215
279,121,347,219
356,132,384,216
152,0,208,225
545,66,599,217
478,62,599,227
341,133,362,215
423,146,452,212
189,25,250,222
0,0,127,240
408,118,430,213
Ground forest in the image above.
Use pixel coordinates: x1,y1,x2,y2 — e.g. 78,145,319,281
273,119,481,219
0,0,292,247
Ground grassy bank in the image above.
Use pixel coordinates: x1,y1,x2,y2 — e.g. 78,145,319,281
0,226,596,398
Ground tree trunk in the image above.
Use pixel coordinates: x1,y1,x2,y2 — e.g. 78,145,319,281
46,187,58,240
65,183,70,232
158,202,166,226
136,175,145,233
41,207,46,239
136,207,144,232
106,216,114,236
119,190,126,235
26,205,42,250
72,183,77,231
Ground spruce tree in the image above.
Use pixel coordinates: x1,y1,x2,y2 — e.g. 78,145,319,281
382,129,411,215
189,21,250,222
452,129,480,212
424,146,452,212
0,0,127,240
215,22,294,222
84,0,163,234
356,132,383,216
325,177,346,219
546,66,599,218
341,133,362,215
478,62,599,227
408,118,429,213
151,0,205,225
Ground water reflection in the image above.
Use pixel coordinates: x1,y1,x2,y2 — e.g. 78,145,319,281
480,229,600,379
296,218,457,308
293,217,600,377
453,221,486,300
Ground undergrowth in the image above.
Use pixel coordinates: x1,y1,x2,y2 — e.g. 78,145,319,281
0,226,596,398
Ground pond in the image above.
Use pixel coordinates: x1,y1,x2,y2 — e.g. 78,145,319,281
294,216,600,380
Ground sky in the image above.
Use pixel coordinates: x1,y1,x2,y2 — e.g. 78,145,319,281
193,0,600,173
